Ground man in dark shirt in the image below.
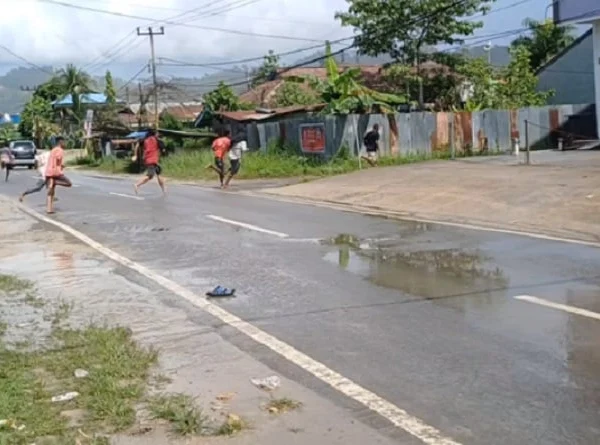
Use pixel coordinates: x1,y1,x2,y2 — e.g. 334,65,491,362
133,129,166,195
362,124,380,166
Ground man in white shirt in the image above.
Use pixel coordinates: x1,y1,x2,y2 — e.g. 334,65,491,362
223,131,247,188
19,150,53,202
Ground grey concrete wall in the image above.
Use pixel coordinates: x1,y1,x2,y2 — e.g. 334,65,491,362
537,32,595,105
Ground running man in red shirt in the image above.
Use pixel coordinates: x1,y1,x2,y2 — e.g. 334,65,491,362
134,129,166,195
207,129,231,188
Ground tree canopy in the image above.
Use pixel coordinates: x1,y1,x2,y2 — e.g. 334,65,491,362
252,50,280,87
511,18,576,72
336,0,495,63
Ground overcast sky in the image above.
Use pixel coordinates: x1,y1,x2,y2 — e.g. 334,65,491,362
0,0,565,77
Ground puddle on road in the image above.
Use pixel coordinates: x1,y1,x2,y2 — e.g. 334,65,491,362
323,233,509,304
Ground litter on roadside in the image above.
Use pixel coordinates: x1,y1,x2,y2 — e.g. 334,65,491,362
250,376,281,391
74,369,89,378
51,391,79,403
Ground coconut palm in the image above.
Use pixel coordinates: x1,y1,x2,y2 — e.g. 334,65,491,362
55,64,94,119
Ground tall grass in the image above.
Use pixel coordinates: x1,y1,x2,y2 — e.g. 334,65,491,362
70,148,453,181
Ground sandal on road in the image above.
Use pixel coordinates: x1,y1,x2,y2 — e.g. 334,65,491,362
206,285,236,298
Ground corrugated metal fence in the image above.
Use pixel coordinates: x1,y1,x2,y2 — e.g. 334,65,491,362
245,104,596,157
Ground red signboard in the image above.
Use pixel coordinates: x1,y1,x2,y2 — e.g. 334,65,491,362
299,123,326,153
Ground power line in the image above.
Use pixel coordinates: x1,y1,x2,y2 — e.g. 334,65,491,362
176,0,265,25
117,64,150,93
82,32,137,70
36,0,324,42
0,44,54,76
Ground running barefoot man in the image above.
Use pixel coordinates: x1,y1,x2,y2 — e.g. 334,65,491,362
45,137,72,214
207,129,231,188
133,129,166,195
223,131,246,189
20,149,52,202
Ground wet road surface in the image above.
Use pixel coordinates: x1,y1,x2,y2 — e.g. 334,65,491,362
2,169,600,445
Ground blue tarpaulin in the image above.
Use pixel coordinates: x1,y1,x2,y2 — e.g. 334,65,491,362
125,131,148,139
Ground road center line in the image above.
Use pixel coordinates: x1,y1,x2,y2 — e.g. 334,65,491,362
206,214,289,238
514,295,600,321
109,192,144,200
17,202,460,445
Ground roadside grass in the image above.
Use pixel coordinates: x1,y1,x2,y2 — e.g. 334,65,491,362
215,414,246,436
147,393,208,436
68,148,453,181
148,393,248,437
265,397,302,414
0,325,158,443
0,275,159,444
0,274,33,293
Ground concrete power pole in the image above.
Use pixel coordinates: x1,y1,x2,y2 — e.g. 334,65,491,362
137,26,164,130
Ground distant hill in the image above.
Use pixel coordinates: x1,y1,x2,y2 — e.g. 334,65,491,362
0,67,128,113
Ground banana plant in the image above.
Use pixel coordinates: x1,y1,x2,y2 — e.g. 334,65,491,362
289,42,406,114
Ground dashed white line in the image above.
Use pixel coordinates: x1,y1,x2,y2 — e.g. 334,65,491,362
514,295,600,321
109,192,144,200
17,202,461,445
206,214,289,238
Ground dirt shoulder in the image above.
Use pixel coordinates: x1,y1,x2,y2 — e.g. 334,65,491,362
0,198,398,445
257,151,600,243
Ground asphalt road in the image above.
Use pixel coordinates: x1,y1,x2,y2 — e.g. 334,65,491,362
2,168,600,445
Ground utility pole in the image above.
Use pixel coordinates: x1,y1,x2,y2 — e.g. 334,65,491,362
137,26,164,130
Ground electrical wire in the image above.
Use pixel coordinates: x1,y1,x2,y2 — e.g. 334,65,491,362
176,0,264,25
35,0,325,42
117,64,150,93
0,44,54,76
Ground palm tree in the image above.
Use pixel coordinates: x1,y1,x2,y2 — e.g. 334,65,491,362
55,64,94,119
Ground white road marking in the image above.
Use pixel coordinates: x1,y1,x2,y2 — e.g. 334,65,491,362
17,203,460,445
247,192,600,249
206,214,289,238
514,295,600,321
109,192,144,200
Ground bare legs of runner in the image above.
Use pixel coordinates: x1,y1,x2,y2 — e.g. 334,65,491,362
134,170,165,195
46,176,71,214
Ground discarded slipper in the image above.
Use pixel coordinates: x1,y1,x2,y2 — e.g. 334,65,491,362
206,286,236,298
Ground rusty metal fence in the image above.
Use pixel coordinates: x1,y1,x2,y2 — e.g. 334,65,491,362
246,104,596,158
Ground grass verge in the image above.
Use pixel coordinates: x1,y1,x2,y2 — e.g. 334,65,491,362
147,394,207,436
0,274,159,444
0,274,33,293
0,325,157,443
265,397,302,414
68,148,455,181
148,393,247,437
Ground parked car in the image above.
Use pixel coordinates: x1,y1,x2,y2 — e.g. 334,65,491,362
8,140,37,169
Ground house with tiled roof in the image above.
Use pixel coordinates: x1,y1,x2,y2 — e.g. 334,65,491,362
239,63,453,108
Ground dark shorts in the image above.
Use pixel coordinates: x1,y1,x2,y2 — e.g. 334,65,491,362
146,164,162,178
229,159,240,175
214,157,224,172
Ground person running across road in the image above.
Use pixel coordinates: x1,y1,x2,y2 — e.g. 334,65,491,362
362,123,380,167
19,149,52,202
223,131,247,189
133,129,166,195
208,129,231,188
45,137,72,214
1,146,14,182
